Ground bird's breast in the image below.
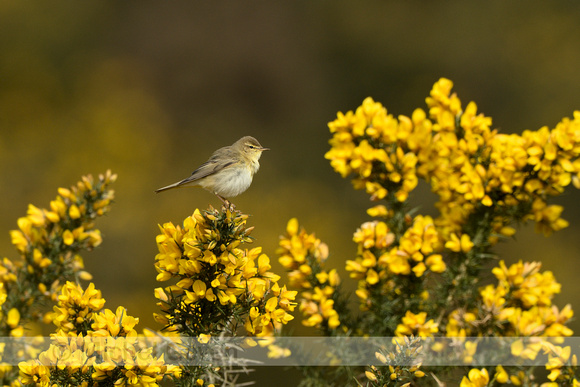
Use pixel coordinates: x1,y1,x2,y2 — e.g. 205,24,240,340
211,166,254,198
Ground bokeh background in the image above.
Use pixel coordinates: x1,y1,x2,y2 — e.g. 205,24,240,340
1,1,580,384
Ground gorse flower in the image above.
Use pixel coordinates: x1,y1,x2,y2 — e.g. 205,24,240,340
154,206,295,339
460,367,489,387
326,79,580,244
492,260,561,308
341,213,445,335
19,282,178,387
471,259,574,342
283,78,580,385
277,218,342,333
152,206,297,385
51,281,106,335
543,342,579,385
366,336,426,387
278,217,331,289
0,172,116,385
1,171,116,335
394,311,438,338
325,97,421,203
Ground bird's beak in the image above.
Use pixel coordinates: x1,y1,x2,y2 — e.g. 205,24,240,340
260,147,270,151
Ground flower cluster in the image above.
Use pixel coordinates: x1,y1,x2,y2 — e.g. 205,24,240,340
477,260,573,338
445,309,477,338
325,97,421,202
426,80,580,241
51,281,105,335
154,206,296,339
394,311,438,338
277,218,341,333
421,81,496,237
326,79,580,244
19,281,179,386
365,336,426,387
342,214,445,335
9,170,115,268
1,171,115,329
543,342,579,385
461,342,580,387
443,259,575,384
286,79,580,385
348,215,444,281
0,172,115,385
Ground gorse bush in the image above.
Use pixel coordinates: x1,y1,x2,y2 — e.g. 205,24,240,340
285,78,580,386
1,79,579,386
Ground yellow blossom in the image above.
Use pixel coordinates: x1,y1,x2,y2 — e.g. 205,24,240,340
445,233,473,253
7,308,20,328
425,254,446,273
495,365,509,384
395,311,438,337
62,230,75,246
365,370,378,381
460,368,489,387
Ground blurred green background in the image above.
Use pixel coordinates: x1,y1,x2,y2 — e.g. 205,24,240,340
1,1,580,383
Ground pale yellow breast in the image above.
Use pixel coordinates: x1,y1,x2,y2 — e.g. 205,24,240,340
199,165,254,198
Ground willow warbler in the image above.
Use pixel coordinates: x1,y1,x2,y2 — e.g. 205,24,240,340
155,136,269,204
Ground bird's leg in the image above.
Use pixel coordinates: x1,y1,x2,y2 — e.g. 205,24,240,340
216,194,228,205
216,194,235,211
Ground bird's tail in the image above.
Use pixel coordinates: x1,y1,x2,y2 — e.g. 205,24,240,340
155,176,201,193
155,181,183,193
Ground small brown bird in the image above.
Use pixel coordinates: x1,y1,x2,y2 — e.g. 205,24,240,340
155,136,269,205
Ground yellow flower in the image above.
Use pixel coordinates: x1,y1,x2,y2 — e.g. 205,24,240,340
7,308,20,329
278,218,328,287
367,204,389,218
297,286,339,330
353,221,394,250
69,204,81,219
365,370,378,382
18,361,50,385
495,365,509,383
91,306,138,337
325,96,425,202
395,311,438,337
425,254,446,273
445,233,474,253
9,229,29,253
491,260,563,308
267,344,291,359
156,206,295,337
52,282,106,334
366,269,380,284
198,333,211,344
26,204,46,227
411,262,426,277
62,229,75,246
185,280,217,303
381,250,411,275
460,368,489,387
446,309,476,338
382,215,443,278
530,202,569,236
480,283,506,312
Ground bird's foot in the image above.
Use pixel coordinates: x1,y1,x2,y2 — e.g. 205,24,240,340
217,195,236,211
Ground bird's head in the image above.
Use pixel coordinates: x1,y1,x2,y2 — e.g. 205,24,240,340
236,136,269,162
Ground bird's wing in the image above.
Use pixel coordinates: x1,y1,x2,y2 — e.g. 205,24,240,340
155,146,236,193
182,157,236,183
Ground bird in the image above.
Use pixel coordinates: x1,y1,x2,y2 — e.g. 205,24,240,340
155,136,269,207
